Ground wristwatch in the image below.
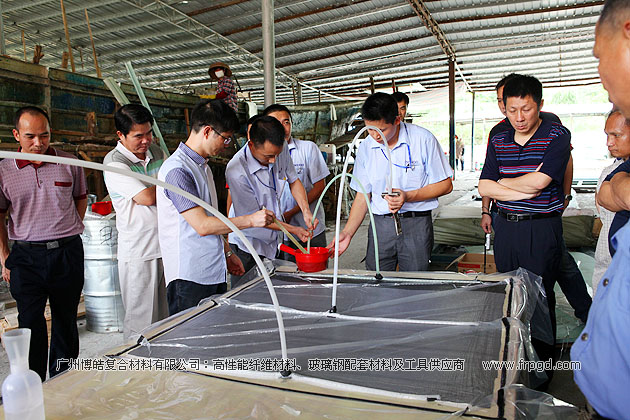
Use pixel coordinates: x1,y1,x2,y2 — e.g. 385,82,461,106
565,194,573,202
225,250,234,258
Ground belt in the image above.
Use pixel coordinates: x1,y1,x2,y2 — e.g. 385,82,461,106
498,210,560,222
14,235,79,250
381,210,432,218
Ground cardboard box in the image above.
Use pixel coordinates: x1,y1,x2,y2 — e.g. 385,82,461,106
451,253,497,274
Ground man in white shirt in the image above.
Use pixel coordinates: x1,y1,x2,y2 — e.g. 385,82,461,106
264,104,330,255
103,104,168,339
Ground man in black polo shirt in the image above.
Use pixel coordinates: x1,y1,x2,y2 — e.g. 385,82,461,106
479,75,571,382
482,74,591,324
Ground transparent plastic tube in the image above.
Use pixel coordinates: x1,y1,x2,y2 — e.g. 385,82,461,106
329,126,392,311
0,151,291,370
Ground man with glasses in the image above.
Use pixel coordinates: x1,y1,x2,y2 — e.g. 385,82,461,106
103,104,169,339
330,93,453,271
226,116,314,286
157,99,274,315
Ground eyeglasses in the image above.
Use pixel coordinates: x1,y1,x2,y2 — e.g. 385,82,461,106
211,127,232,145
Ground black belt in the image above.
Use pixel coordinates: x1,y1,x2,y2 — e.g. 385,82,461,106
14,235,79,250
498,210,560,222
381,210,432,218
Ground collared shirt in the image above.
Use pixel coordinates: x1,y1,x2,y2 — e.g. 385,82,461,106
350,122,452,215
603,158,630,256
487,111,562,142
226,142,297,259
0,147,87,241
103,142,166,261
217,77,238,112
480,119,571,214
279,138,330,237
571,221,630,420
157,143,224,286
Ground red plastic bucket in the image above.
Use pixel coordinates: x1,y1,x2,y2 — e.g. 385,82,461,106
279,244,332,272
91,201,113,216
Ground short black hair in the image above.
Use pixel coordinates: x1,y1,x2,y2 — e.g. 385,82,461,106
600,0,630,30
247,114,260,127
14,106,50,130
361,92,398,124
249,116,285,147
190,99,239,134
495,73,521,92
114,104,154,136
502,74,543,107
262,104,292,119
391,92,409,105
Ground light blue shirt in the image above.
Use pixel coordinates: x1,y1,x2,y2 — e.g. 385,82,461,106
279,138,330,237
156,144,225,286
350,122,453,215
226,142,297,259
571,221,630,419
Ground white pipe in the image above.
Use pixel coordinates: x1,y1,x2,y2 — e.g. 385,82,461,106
331,126,393,310
0,151,291,367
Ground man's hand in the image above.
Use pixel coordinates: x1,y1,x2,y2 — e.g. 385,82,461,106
282,211,293,224
327,231,352,256
2,265,9,283
480,214,493,234
384,189,406,213
291,226,311,242
226,254,245,276
302,209,319,231
249,209,274,227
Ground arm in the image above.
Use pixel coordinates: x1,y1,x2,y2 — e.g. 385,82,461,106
563,154,573,196
132,186,157,206
0,212,9,283
265,218,311,242
497,171,552,194
480,196,493,234
181,206,273,237
289,179,316,230
384,178,453,213
75,198,87,220
327,191,369,255
226,190,232,215
283,179,325,222
478,179,540,202
597,172,630,212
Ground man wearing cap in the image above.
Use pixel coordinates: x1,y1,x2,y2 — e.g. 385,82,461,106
0,106,87,381
209,62,237,113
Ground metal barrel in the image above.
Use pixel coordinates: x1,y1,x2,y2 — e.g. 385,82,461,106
81,215,125,333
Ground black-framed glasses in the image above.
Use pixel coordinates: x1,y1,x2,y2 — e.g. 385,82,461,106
211,127,232,145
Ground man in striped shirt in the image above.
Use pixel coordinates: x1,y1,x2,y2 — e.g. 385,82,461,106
479,74,571,385
103,104,169,339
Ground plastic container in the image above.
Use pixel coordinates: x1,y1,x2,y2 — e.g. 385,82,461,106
1,328,45,420
91,201,113,216
279,244,332,272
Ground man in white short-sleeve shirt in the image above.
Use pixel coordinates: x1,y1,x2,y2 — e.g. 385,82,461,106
103,104,168,339
329,93,453,271
264,104,330,253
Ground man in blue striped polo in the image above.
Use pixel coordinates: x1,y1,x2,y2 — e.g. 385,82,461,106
479,74,571,383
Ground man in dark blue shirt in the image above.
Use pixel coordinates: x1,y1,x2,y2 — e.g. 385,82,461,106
598,150,630,255
479,74,571,385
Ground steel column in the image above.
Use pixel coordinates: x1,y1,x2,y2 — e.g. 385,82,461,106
470,91,475,171
262,0,276,106
448,59,455,172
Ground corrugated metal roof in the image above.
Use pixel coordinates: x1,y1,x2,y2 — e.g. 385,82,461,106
0,0,603,104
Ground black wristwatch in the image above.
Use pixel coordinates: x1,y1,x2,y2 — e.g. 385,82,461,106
565,194,573,202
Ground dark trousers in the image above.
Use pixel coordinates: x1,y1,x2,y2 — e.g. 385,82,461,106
366,214,433,271
492,215,562,381
557,239,592,323
280,231,327,263
6,236,84,381
229,244,271,289
166,279,227,316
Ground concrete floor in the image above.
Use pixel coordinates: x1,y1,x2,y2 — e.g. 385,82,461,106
0,168,591,412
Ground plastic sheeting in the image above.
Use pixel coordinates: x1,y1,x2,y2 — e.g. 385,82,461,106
28,268,578,419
